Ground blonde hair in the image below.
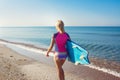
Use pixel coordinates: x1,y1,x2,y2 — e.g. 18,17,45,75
55,20,65,32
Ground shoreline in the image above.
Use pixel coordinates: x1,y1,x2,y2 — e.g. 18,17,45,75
0,39,120,80
0,39,120,71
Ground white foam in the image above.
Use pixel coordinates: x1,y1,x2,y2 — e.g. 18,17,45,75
12,44,54,56
0,40,120,78
0,40,54,56
85,64,120,78
0,41,7,45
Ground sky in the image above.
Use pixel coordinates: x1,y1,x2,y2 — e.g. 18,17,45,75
0,0,120,26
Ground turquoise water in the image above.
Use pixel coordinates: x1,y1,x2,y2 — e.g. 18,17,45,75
0,26,120,63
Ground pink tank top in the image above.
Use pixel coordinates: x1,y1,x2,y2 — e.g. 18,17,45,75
54,32,70,52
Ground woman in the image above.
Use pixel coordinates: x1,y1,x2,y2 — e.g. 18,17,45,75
46,20,70,80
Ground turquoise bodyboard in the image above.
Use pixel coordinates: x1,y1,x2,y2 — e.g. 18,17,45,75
66,40,90,65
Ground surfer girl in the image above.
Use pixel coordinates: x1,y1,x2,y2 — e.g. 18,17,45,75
46,20,70,80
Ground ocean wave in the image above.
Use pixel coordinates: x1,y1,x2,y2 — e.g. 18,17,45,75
80,43,120,58
80,32,120,37
85,64,120,78
0,39,54,56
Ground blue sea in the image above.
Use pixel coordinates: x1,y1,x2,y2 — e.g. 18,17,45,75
0,26,120,63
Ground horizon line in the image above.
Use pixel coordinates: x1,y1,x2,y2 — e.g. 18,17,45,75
0,25,120,27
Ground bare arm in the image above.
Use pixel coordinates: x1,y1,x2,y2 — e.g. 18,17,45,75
46,35,55,57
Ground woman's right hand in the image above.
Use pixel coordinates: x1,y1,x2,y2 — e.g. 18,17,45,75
46,53,49,57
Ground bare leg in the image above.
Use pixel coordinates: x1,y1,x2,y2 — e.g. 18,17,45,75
54,56,66,80
60,59,66,80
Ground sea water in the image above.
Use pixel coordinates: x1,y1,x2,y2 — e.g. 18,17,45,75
0,26,120,63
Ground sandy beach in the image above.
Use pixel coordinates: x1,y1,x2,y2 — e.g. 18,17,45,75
0,39,120,80
0,44,81,80
0,41,120,80
1,40,120,80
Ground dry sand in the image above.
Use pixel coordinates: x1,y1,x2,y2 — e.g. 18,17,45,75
0,44,81,80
